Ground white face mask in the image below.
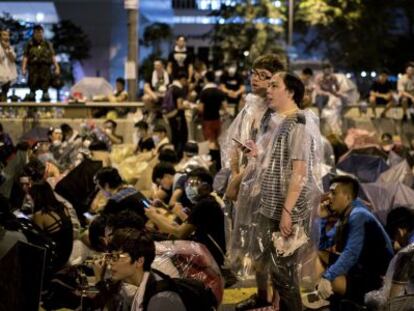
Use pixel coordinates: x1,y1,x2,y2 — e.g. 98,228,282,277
152,135,161,145
228,66,237,76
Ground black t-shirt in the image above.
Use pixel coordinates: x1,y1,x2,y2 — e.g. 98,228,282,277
199,86,226,121
370,80,393,94
187,195,226,266
137,137,155,152
168,49,193,79
220,72,244,103
102,187,148,221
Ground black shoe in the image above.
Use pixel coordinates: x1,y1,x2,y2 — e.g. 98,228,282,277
41,93,51,102
402,114,408,122
24,93,36,102
235,294,271,311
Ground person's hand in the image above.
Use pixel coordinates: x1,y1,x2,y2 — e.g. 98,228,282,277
54,66,60,76
317,278,333,299
319,194,332,218
93,257,107,283
22,67,27,76
145,206,158,219
280,209,292,237
243,140,258,157
171,203,184,215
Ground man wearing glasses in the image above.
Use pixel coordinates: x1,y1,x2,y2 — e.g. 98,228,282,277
93,228,187,311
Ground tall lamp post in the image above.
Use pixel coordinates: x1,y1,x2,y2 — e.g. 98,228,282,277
125,0,139,101
288,0,294,47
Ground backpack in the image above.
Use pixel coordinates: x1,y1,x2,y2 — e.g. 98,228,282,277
143,269,218,311
161,87,176,114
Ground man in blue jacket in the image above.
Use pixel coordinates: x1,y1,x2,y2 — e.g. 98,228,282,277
314,175,394,305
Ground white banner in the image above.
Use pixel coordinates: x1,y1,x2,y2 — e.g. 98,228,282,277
124,0,138,10
125,61,136,79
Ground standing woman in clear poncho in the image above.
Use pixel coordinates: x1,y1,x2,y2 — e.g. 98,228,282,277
249,72,322,310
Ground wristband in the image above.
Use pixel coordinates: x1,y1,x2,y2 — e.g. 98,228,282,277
283,207,292,215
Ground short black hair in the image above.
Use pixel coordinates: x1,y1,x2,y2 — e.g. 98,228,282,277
104,119,117,129
176,72,188,80
134,120,149,131
322,63,333,70
153,124,167,133
205,71,215,83
152,162,176,183
107,210,145,232
89,140,108,151
176,35,186,41
0,123,3,132
60,123,73,136
158,148,178,164
330,175,359,200
252,54,285,74
187,167,213,186
16,141,30,151
109,228,155,271
381,132,393,141
116,77,125,87
95,167,123,189
280,72,305,107
386,206,414,239
33,24,44,32
405,62,414,70
89,215,108,252
379,69,390,75
302,68,313,76
23,159,46,182
184,141,199,156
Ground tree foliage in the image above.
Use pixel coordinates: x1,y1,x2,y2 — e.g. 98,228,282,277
210,0,286,67
142,22,172,55
296,0,414,72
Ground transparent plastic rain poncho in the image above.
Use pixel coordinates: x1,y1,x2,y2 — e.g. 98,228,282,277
228,109,323,280
152,240,224,305
219,93,268,169
365,244,414,311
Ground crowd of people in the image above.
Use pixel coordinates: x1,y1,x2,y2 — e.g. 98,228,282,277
1,29,414,311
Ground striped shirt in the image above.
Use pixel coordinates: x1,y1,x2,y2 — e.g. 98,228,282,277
260,112,315,222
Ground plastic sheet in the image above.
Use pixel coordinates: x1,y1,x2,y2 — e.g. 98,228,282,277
378,160,414,187
109,144,136,166
154,240,224,304
117,155,149,184
219,93,268,169
365,244,414,310
344,129,378,149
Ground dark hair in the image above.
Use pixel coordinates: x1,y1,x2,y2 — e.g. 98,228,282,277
205,71,215,83
0,123,3,132
187,167,213,186
184,141,199,156
153,124,167,133
330,175,359,200
252,54,285,73
104,120,117,129
107,210,145,231
302,68,313,76
386,206,414,239
116,77,125,87
89,215,108,252
322,63,333,70
176,35,186,41
152,162,176,183
381,132,393,141
176,72,188,80
134,120,149,131
89,140,109,151
405,62,414,70
60,123,73,139
23,159,46,182
109,228,155,270
16,141,30,151
29,181,65,213
158,149,178,164
33,24,44,32
280,72,305,107
95,167,123,189
379,69,390,75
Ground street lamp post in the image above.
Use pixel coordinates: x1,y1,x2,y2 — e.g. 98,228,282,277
125,0,139,101
288,0,294,47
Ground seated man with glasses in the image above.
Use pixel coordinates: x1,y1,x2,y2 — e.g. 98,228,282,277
145,167,226,268
93,228,187,311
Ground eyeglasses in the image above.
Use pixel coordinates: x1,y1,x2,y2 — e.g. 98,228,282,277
103,252,129,263
250,69,272,81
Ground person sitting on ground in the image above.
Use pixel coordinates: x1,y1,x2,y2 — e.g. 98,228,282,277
152,123,171,153
310,176,394,307
380,132,410,162
143,59,170,112
146,167,226,268
365,206,414,309
30,180,73,272
134,120,155,154
95,167,147,221
397,62,414,122
93,228,188,311
103,120,123,145
151,162,176,204
369,69,394,118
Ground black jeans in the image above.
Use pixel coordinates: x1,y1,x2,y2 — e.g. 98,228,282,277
0,82,10,102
